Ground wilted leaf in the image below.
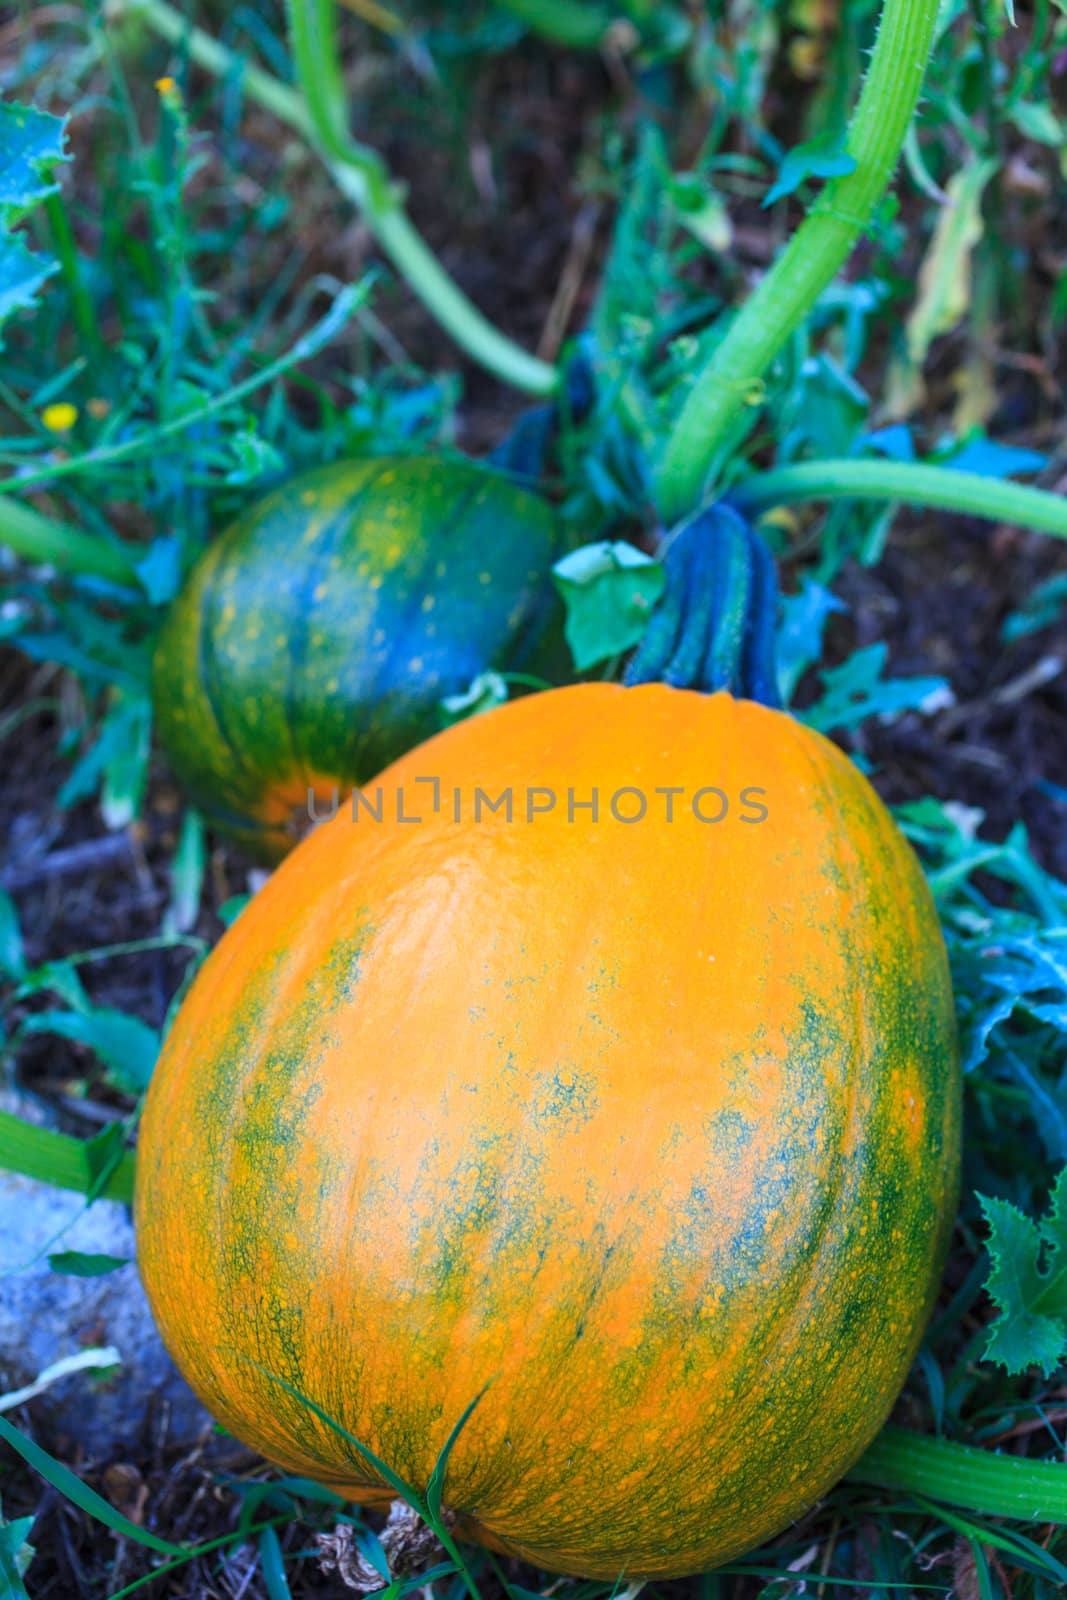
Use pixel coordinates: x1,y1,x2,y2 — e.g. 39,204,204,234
906,158,997,369
440,671,509,724
670,173,732,253
0,1348,122,1416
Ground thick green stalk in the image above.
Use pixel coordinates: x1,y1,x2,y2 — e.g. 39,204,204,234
851,1426,1067,1523
0,492,141,586
731,459,1067,543
0,1109,136,1205
655,0,941,523
126,0,558,396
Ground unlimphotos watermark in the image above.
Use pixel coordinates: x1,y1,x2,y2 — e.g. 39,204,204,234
308,777,770,827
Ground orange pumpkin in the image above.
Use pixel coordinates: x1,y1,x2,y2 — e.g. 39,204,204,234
137,679,959,1578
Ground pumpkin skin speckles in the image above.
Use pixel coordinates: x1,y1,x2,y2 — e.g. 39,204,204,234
152,455,564,859
136,683,960,1579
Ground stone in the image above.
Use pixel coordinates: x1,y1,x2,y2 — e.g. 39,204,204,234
0,1125,211,1459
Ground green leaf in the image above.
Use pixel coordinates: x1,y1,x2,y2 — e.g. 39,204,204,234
134,536,182,606
0,890,25,981
226,424,285,486
59,690,152,825
0,1495,34,1600
941,434,1046,479
425,1384,491,1522
980,1171,1067,1375
0,100,70,344
764,133,857,207
218,895,252,928
906,158,997,369
258,1526,293,1600
15,959,89,1011
21,1007,160,1093
47,1251,131,1277
776,578,846,704
1011,101,1061,146
552,541,665,672
102,691,152,830
166,809,204,935
1002,572,1067,642
0,1109,135,1204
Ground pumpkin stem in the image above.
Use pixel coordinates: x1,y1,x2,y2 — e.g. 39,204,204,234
624,505,782,707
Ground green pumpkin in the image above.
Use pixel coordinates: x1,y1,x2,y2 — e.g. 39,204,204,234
153,455,564,858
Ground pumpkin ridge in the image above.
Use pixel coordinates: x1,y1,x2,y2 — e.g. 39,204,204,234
195,542,261,795
359,472,487,766
283,461,397,788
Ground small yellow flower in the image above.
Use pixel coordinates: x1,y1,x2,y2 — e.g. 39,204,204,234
155,76,177,95
41,402,78,434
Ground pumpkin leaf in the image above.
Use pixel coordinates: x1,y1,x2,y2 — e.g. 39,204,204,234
979,1169,1067,1375
801,642,952,734
776,578,847,704
552,541,665,671
764,132,857,207
0,100,70,345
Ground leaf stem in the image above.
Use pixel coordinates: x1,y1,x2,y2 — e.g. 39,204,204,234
654,0,941,523
851,1426,1067,1523
124,0,558,397
730,459,1067,542
0,492,140,586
